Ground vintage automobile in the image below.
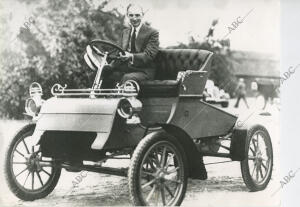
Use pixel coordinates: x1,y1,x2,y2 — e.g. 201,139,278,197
4,40,273,206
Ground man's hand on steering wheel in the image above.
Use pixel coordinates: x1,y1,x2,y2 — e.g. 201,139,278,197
119,51,133,62
89,40,126,64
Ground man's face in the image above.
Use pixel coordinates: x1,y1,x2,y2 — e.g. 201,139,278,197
127,6,143,28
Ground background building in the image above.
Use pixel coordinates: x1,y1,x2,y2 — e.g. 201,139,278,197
231,50,280,97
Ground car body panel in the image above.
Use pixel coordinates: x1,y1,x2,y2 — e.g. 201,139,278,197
139,97,177,126
39,97,118,114
34,96,238,151
36,114,113,132
104,96,238,150
34,97,121,150
101,97,177,150
36,97,120,132
168,98,237,138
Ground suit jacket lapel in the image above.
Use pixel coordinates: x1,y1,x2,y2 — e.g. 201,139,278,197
122,27,131,50
135,24,146,52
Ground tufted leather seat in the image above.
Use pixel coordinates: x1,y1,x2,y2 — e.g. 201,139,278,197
139,49,213,97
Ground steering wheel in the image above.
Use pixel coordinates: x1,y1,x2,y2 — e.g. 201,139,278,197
89,39,125,63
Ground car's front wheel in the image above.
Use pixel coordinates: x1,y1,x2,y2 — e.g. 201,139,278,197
4,124,61,201
128,132,188,206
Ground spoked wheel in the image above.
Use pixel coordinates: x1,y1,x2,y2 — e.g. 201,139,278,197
241,125,273,191
129,132,188,206
4,124,61,201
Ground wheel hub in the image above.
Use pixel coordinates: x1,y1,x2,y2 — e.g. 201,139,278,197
255,151,263,161
26,153,41,172
156,169,163,177
154,169,168,183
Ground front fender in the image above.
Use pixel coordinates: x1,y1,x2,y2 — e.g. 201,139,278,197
158,124,207,180
11,123,38,145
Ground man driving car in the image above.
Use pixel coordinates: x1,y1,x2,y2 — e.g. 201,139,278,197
101,3,160,88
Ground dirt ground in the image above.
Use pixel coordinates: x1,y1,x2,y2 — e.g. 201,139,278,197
0,99,281,206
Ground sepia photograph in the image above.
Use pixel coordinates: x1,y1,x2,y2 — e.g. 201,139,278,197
0,0,288,206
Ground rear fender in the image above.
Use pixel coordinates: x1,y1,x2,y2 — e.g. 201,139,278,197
158,124,207,180
230,123,271,161
230,128,247,161
232,111,273,161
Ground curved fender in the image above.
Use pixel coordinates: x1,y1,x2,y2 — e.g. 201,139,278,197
230,127,248,161
231,121,272,161
157,124,207,180
16,123,36,133
232,110,272,161
11,123,37,143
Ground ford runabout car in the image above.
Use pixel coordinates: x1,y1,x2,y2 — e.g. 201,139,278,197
4,40,273,206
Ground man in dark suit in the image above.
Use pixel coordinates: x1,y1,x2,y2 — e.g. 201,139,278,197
101,4,159,88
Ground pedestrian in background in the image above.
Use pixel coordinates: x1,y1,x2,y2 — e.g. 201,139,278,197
234,78,249,108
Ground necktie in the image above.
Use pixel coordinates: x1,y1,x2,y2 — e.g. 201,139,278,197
130,28,136,53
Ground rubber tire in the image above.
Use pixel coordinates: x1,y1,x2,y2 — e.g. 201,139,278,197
240,125,273,192
4,124,61,201
128,131,188,206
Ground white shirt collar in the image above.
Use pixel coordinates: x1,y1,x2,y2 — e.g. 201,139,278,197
130,23,143,36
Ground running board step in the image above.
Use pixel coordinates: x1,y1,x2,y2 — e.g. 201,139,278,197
61,163,128,177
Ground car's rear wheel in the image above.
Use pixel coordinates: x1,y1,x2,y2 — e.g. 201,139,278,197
128,132,188,206
4,124,61,201
241,125,273,191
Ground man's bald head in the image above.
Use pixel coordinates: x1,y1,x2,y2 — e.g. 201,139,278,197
127,3,144,28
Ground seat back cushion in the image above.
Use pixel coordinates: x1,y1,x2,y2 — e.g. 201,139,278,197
154,49,212,80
